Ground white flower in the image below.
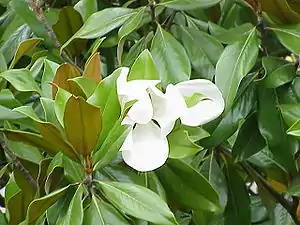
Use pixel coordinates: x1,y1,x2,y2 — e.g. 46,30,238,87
116,68,224,172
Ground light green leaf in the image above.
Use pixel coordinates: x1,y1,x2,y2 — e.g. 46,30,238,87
118,7,145,39
54,87,72,127
97,181,178,225
168,128,202,159
128,49,159,81
151,25,190,87
10,38,42,69
0,69,40,93
83,195,130,225
41,59,59,99
70,77,97,98
75,0,97,22
62,8,135,50
88,68,122,144
93,120,130,170
160,0,221,10
268,25,300,54
215,28,259,111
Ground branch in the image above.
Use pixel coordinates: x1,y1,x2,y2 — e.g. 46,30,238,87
0,135,38,189
29,0,83,73
243,163,300,225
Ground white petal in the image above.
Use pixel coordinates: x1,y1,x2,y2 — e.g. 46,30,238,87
122,121,169,172
127,91,153,124
120,126,133,151
149,85,186,136
117,70,160,124
175,79,225,126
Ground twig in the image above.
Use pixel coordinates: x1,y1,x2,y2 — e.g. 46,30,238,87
29,0,83,73
0,135,38,189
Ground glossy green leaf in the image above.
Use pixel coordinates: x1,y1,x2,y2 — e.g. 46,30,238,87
0,24,31,63
10,38,41,69
0,69,40,93
70,77,97,98
10,0,52,45
279,104,300,127
41,59,59,99
209,22,255,44
151,25,190,88
53,6,86,56
160,0,221,10
97,181,178,225
268,25,300,54
40,97,62,130
118,7,145,39
215,28,259,111
64,95,102,156
14,106,79,161
156,159,220,212
128,49,159,81
0,105,25,120
173,25,223,80
232,114,266,161
287,119,300,136
257,87,296,171
208,154,228,209
168,127,202,159
224,164,251,225
83,195,130,225
93,120,130,170
74,0,98,22
54,87,72,127
62,8,135,50
88,68,122,144
61,185,84,225
262,56,295,88
7,191,26,225
26,184,76,225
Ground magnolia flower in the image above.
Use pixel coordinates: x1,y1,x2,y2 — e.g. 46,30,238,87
117,68,225,172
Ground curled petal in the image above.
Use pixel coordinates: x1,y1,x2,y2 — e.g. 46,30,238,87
175,79,225,126
149,85,186,136
121,121,169,172
117,68,160,124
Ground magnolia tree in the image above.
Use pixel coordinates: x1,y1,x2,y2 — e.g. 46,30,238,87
1,0,300,224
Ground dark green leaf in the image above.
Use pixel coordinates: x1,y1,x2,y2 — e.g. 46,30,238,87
224,164,251,225
215,28,259,111
262,56,295,88
156,159,220,212
160,0,221,10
